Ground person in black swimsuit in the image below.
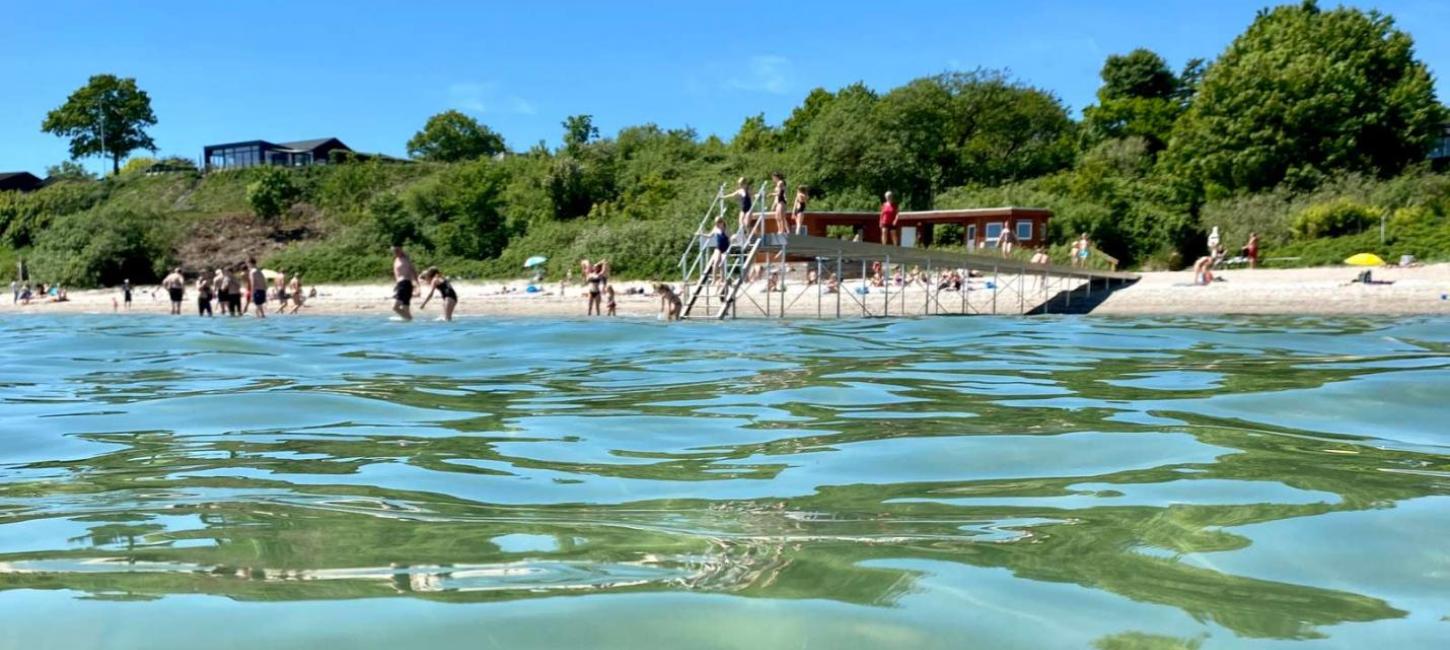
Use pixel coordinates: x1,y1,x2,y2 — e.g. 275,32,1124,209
418,267,459,321
195,277,214,317
579,258,608,316
728,177,753,234
121,279,133,310
770,172,787,236
792,185,809,235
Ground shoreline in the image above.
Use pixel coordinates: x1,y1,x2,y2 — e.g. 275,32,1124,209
6,264,1450,318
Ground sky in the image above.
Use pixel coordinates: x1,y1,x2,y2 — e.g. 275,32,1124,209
2,0,1448,175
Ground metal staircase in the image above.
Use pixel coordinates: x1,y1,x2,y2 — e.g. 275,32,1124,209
679,181,770,319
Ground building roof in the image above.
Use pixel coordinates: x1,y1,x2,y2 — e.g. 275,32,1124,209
0,172,44,191
0,172,42,182
276,138,345,152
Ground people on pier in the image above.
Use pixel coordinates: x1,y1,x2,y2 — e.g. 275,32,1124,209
792,185,809,234
728,177,754,234
771,172,788,235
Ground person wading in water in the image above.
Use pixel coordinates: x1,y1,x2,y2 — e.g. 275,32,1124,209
392,245,420,321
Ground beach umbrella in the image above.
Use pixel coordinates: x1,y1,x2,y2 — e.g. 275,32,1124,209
261,269,284,280
1344,253,1385,267
523,256,548,268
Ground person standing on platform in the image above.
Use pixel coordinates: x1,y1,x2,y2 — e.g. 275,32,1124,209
880,191,899,246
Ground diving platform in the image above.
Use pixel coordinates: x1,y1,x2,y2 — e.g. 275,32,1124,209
676,183,1139,320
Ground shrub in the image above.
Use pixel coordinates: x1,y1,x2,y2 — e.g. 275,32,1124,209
0,180,107,248
1289,199,1380,240
246,167,300,220
30,208,175,287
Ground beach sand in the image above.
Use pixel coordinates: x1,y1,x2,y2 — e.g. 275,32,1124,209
6,264,1450,319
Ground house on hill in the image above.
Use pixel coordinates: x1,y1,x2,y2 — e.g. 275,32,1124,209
0,172,45,193
203,137,355,171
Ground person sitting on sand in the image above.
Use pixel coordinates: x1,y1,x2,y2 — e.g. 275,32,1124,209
196,277,214,317
246,257,269,318
824,272,839,294
654,283,682,321
392,245,419,321
1193,256,1215,285
418,266,458,321
162,268,186,315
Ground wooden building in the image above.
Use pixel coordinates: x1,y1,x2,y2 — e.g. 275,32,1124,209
0,172,45,193
788,207,1052,250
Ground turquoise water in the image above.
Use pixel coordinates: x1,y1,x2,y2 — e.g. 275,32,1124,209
0,314,1447,649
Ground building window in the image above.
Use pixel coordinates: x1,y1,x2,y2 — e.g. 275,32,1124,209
984,222,1004,247
1016,220,1033,241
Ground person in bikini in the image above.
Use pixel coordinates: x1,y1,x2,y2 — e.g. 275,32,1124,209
392,245,419,321
418,266,459,321
161,268,186,315
245,257,268,318
791,185,809,235
770,172,788,235
580,259,608,316
287,274,305,314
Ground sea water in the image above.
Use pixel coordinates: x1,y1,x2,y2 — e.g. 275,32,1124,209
0,314,1446,649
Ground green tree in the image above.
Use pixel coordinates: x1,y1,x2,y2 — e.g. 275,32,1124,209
1166,1,1446,195
731,113,778,153
406,110,507,162
44,161,97,182
246,167,301,220
1083,49,1183,152
562,114,599,151
41,74,158,175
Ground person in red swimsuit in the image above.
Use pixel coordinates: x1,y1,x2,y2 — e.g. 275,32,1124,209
880,191,899,246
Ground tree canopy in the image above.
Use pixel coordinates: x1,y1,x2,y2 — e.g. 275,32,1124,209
1165,0,1446,194
406,110,507,162
41,74,158,174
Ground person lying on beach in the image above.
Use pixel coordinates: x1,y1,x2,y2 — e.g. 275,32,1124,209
418,266,458,321
1030,248,1050,265
162,268,185,315
605,285,617,316
392,246,420,321
654,283,682,321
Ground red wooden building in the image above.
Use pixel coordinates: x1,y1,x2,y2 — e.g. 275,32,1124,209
785,207,1052,250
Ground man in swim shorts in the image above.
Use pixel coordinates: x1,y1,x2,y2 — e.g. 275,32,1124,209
245,257,268,318
392,245,419,321
161,267,186,315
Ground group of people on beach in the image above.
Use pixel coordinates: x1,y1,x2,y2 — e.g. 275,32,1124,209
142,258,305,318
1193,227,1260,285
9,258,68,306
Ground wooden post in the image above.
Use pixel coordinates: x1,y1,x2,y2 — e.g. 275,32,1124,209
883,255,890,318
836,254,842,319
992,265,998,315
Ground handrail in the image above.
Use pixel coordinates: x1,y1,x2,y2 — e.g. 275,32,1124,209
679,182,727,282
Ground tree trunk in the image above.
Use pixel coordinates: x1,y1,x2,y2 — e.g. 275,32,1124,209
112,153,121,175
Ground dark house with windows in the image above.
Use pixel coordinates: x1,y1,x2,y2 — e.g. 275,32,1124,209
1431,121,1450,171
0,172,45,193
203,137,353,171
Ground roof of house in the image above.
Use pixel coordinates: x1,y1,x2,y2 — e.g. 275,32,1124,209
276,138,345,152
0,172,42,183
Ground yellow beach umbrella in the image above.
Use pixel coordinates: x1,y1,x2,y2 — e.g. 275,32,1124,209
1343,253,1385,267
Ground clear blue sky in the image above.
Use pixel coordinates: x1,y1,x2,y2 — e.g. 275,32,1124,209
2,0,1447,174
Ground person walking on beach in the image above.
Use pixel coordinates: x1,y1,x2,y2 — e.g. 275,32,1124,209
791,185,809,235
120,279,132,310
392,246,419,321
999,221,1016,258
196,276,214,317
10,279,18,304
1207,226,1221,254
161,268,186,315
418,267,458,321
770,172,788,235
727,177,753,235
246,257,268,319
287,274,305,314
1242,232,1260,269
880,192,899,246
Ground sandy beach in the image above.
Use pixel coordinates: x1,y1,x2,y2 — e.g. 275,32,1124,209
6,264,1450,319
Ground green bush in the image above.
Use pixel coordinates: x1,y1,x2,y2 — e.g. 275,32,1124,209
246,167,301,220
29,208,175,287
1290,199,1380,240
0,181,107,248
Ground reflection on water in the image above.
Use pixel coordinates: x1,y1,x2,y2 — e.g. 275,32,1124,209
1,315,1447,649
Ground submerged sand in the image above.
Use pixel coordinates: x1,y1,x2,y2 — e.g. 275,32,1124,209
6,264,1450,319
